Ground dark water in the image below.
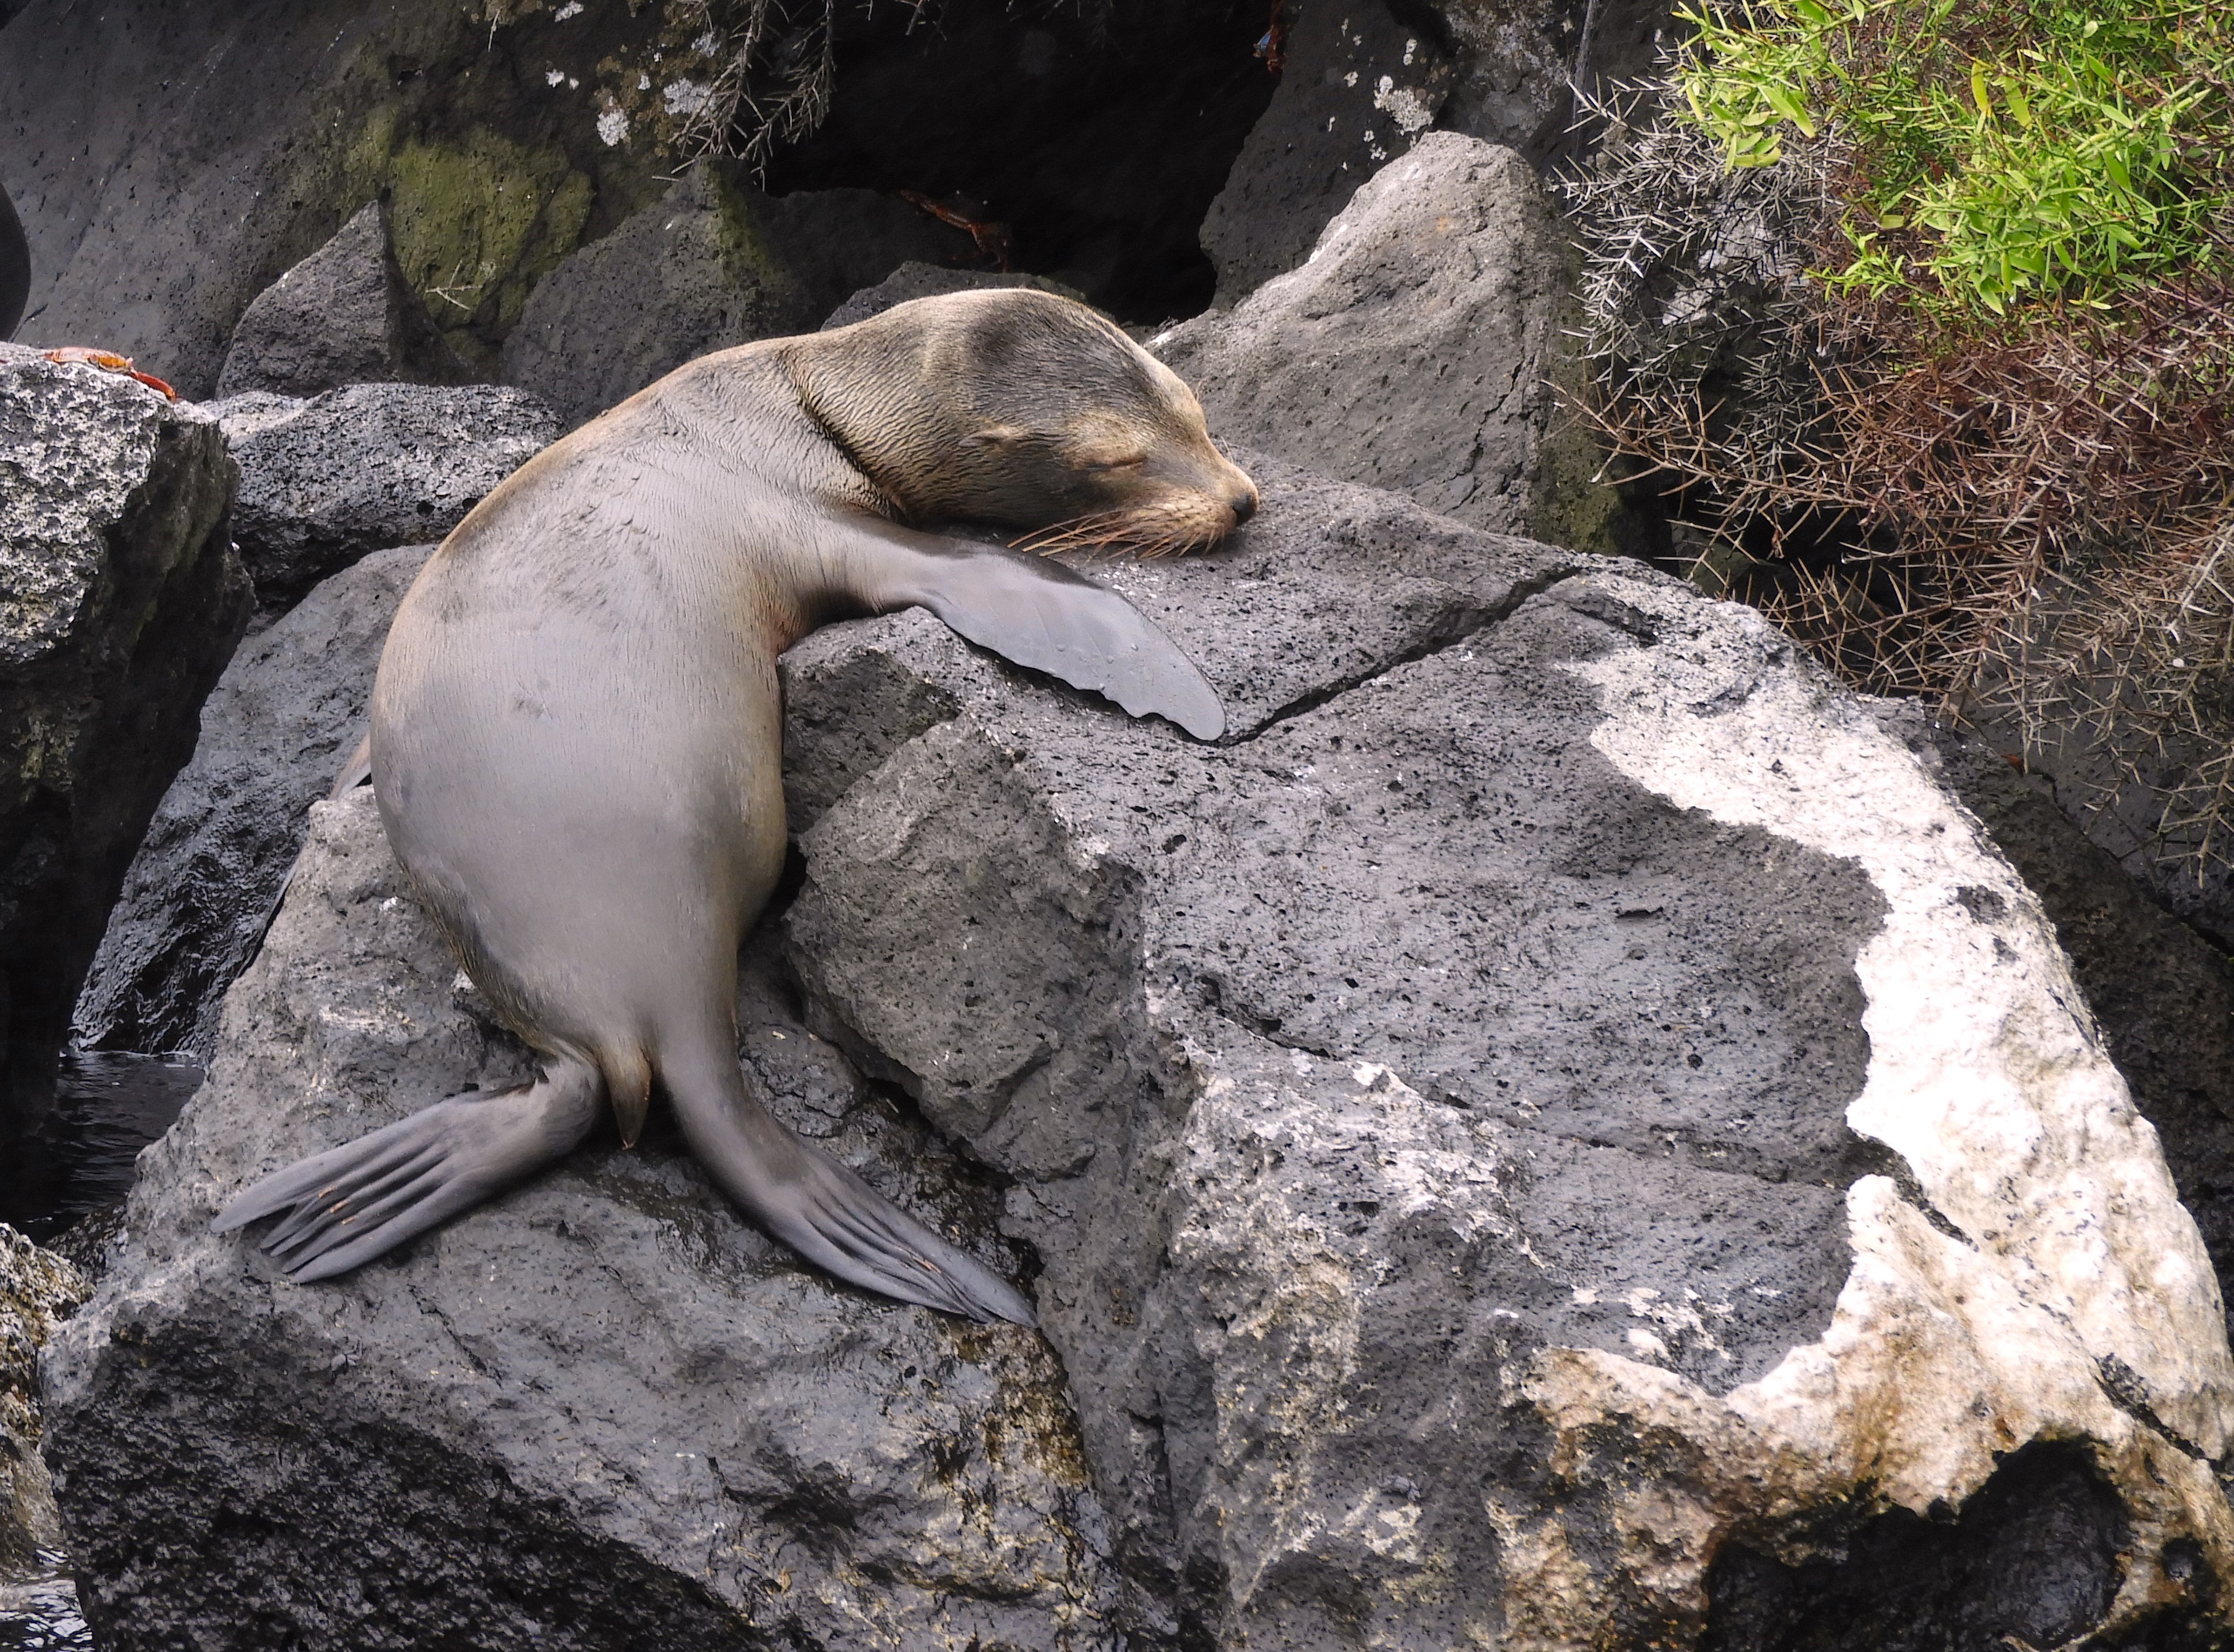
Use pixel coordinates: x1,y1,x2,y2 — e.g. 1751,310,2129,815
10,1051,203,1244
0,1563,89,1651
0,1052,201,1650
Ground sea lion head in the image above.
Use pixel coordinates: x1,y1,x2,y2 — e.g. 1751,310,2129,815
810,289,1259,556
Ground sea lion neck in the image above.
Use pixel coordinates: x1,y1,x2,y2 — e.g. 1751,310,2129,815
777,327,970,521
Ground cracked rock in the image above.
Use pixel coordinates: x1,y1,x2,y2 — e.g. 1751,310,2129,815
40,455,2234,1646
0,343,248,1142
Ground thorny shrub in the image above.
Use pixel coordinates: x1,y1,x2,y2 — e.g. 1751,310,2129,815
1563,0,2234,894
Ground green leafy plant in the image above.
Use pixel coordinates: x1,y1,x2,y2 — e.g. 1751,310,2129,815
1563,4,2234,911
1674,0,2234,314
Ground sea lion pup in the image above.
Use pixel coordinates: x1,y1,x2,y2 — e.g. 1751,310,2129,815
213,289,1257,1325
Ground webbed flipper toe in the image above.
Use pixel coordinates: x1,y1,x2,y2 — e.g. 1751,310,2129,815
211,1061,602,1280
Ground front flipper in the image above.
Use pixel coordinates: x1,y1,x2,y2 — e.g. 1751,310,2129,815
210,1059,601,1281
850,521,1225,740
328,730,373,800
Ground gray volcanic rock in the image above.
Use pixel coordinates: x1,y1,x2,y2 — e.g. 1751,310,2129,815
503,170,970,428
1198,0,1459,304
0,1226,87,1580
213,203,462,400
45,790,1115,1652
1198,0,1676,305
42,456,2234,1646
0,344,249,1142
72,546,432,1060
222,383,554,613
1159,135,1566,534
0,183,25,343
776,469,2234,1641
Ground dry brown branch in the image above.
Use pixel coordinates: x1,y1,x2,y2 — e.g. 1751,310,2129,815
1561,78,2234,890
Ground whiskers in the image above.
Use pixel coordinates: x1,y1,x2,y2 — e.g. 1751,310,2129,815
1011,502,1233,560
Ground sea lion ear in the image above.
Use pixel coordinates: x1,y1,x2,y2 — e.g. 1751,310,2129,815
962,424,1028,449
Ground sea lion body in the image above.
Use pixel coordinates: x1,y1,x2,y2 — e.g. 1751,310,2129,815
216,291,1255,1323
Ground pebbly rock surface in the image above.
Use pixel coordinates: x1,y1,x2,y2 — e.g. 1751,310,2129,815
213,203,463,400
219,384,554,614
42,455,2234,1647
46,787,1115,1652
502,170,971,429
0,1228,86,1582
73,546,432,1061
0,343,249,1143
1158,134,1567,536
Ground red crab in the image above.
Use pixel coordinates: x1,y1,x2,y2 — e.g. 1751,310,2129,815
41,347,178,400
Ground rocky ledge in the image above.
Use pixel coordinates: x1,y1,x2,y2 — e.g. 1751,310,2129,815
40,456,2234,1648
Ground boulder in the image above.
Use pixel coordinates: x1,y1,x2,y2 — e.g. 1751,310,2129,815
0,0,660,398
501,170,972,428
1197,0,1676,305
46,791,1118,1652
219,384,554,613
1877,704,2234,1330
1959,705,2234,954
0,1226,88,1579
1158,134,1567,535
72,546,432,1061
44,455,2234,1646
0,344,249,1143
213,203,463,400
1197,0,1460,304
821,262,1085,332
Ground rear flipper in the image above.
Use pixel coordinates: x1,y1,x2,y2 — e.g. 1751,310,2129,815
673,1064,1035,1326
210,1058,602,1282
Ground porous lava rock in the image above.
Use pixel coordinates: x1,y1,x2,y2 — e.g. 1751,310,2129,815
42,457,2234,1647
501,170,971,429
213,203,463,400
0,344,248,1143
46,790,1116,1652
0,1226,86,1580
1158,134,1567,534
73,546,432,1062
1197,0,1676,304
220,384,554,613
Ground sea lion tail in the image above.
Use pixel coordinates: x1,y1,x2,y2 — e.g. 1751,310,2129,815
210,1056,603,1280
661,1041,1036,1326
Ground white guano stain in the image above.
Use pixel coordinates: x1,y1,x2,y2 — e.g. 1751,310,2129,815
1566,573,2234,1459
